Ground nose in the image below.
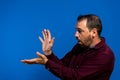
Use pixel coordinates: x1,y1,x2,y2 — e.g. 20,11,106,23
75,31,79,38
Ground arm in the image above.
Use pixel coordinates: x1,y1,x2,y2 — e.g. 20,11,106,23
46,44,79,66
46,51,73,67
45,52,114,80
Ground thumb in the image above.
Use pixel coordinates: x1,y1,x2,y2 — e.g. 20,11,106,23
36,51,45,59
36,51,48,64
51,37,55,44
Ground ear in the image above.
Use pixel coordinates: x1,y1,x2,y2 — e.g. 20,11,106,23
91,28,97,38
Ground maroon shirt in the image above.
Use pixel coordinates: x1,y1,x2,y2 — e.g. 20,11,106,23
45,38,114,80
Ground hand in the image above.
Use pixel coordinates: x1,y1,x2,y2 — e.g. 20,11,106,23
38,29,54,56
21,52,48,65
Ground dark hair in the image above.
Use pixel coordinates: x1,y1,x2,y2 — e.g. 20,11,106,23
77,14,102,36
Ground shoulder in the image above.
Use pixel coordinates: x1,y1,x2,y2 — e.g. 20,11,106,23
94,45,115,65
94,37,114,60
100,42,114,59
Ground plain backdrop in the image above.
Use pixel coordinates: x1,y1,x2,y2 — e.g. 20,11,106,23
0,0,120,80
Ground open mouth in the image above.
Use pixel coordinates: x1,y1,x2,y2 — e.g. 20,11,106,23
76,38,82,44
78,40,82,44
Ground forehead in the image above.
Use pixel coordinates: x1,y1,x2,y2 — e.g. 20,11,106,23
76,19,88,30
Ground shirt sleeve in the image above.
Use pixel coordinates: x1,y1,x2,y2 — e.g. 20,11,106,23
46,53,60,62
46,44,78,66
46,51,73,66
45,52,114,80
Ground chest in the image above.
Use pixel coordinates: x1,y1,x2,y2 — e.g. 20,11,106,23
68,49,96,69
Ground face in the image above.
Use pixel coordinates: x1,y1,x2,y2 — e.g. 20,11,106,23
75,19,93,47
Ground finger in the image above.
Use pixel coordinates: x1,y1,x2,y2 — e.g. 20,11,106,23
38,36,43,43
21,59,35,64
42,29,46,40
44,29,47,38
21,59,28,62
47,29,51,41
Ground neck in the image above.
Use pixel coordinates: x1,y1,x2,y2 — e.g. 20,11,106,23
90,37,101,48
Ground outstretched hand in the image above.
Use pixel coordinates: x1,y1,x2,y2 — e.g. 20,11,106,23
21,52,48,65
38,29,54,56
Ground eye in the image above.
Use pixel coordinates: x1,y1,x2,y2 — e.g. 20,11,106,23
76,29,84,33
77,29,82,33
75,28,84,33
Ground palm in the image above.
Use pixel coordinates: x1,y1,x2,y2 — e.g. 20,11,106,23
39,29,54,55
21,52,48,64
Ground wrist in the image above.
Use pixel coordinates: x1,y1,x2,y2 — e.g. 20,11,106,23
44,58,48,64
44,49,52,56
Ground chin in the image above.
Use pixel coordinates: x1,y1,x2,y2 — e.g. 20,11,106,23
78,41,82,44
78,42,88,48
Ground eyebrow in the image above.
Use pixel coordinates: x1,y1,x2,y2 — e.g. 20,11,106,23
76,27,84,32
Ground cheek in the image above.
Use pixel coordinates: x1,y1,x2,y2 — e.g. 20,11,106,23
81,34,91,41
77,32,90,41
80,33,88,39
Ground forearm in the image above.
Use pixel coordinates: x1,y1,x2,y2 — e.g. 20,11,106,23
46,52,64,65
45,59,74,79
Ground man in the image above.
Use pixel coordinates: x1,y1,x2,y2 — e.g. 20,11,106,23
21,14,114,80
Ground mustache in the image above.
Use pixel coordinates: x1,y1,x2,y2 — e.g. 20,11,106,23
75,37,78,40
75,37,81,42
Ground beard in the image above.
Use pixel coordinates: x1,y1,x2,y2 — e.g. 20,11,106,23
77,35,93,48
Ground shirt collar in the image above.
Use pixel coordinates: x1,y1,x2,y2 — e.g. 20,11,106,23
92,37,105,49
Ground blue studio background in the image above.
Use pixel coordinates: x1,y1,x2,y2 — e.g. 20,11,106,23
0,0,120,80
